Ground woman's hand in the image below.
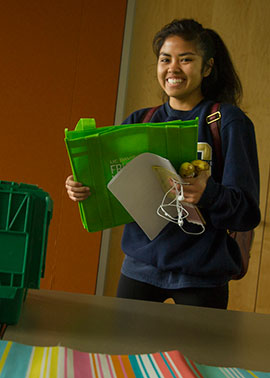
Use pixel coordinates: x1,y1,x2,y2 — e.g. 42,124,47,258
65,175,90,202
169,170,210,204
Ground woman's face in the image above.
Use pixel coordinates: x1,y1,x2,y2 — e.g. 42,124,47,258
157,35,212,110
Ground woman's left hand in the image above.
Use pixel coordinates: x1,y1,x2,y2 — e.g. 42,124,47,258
170,170,210,204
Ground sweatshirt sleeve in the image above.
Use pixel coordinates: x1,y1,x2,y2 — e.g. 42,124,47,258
198,106,260,231
121,108,150,125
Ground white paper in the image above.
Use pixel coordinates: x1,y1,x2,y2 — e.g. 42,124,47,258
107,153,204,240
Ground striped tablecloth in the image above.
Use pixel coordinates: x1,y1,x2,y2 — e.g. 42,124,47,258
0,341,269,378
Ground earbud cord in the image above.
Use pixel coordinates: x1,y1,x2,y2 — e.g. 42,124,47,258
157,179,205,235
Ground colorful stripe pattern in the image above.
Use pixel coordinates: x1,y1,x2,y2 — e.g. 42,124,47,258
0,341,269,378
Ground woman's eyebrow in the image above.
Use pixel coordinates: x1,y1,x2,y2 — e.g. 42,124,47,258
159,51,197,57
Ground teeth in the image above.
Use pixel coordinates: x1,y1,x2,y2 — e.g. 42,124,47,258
167,78,183,84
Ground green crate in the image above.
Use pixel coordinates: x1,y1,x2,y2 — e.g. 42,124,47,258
0,181,53,295
0,287,27,325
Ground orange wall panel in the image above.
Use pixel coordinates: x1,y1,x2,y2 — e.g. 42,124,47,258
0,0,127,294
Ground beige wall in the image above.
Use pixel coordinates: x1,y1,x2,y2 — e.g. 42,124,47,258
104,0,270,313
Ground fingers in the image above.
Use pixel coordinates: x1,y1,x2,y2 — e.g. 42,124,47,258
67,188,90,202
182,171,209,204
65,175,91,202
168,178,180,197
167,171,209,204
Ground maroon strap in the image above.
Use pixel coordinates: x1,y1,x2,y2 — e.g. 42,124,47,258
141,105,161,123
207,103,253,280
207,103,224,181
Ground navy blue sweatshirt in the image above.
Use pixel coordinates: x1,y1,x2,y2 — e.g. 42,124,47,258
121,100,260,278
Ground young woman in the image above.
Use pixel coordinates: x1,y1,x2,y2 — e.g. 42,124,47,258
65,19,260,309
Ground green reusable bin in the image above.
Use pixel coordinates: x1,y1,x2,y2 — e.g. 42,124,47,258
65,118,198,233
0,288,26,325
0,181,53,324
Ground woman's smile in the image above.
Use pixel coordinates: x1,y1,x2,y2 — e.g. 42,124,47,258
167,77,184,86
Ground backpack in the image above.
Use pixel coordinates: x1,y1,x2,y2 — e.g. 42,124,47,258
142,104,254,280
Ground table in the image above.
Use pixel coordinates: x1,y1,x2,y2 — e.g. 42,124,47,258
4,289,270,371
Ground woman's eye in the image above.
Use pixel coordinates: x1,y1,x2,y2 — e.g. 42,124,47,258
181,58,192,63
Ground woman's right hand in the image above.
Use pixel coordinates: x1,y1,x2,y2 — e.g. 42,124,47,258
65,175,91,202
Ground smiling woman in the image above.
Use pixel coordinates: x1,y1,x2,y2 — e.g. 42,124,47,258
152,19,242,108
157,36,213,110
65,18,260,310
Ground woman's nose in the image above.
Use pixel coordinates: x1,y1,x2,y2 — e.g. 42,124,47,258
168,59,181,72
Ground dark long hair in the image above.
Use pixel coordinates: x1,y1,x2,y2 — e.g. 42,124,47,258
152,19,242,106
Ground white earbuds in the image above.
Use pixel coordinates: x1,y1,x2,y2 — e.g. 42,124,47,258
178,218,184,227
177,193,185,202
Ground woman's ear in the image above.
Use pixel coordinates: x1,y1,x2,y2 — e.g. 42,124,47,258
203,58,214,78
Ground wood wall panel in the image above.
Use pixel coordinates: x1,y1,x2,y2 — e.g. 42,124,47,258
104,226,125,297
105,0,270,312
255,167,270,313
49,0,127,294
0,0,127,294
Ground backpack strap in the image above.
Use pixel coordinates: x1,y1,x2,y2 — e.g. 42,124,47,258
206,103,253,280
206,103,223,181
141,105,161,123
